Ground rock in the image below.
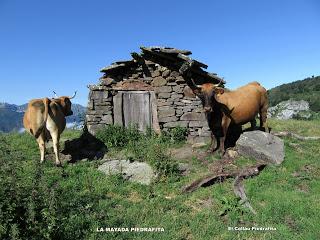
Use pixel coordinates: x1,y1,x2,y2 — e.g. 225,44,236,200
151,76,167,87
177,163,191,175
100,114,113,124
170,71,180,77
151,70,161,77
100,77,116,86
236,131,285,165
162,69,171,78
226,149,239,159
181,112,205,121
175,76,185,83
268,100,310,120
98,160,156,185
159,116,178,123
163,121,188,128
192,142,207,148
166,76,176,82
158,107,175,118
170,93,183,100
172,86,183,93
158,92,171,99
189,121,206,127
184,86,196,98
154,86,172,93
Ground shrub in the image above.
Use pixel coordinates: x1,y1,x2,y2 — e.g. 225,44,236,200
161,126,188,144
0,133,129,240
96,125,183,178
96,124,143,148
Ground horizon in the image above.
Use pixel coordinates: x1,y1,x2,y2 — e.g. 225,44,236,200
1,0,319,106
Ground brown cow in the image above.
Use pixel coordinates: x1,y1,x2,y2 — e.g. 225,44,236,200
191,80,268,155
23,92,76,166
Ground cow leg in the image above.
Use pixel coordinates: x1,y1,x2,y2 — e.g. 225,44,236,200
207,132,217,153
219,118,231,156
250,119,257,130
51,131,61,166
36,132,46,163
259,105,268,132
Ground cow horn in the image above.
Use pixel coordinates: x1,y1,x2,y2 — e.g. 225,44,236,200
190,78,202,89
213,79,223,87
53,91,58,98
69,91,77,99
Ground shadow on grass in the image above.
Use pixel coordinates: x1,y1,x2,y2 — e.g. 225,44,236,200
62,128,107,163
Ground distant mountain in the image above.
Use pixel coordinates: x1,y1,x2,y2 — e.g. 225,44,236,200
268,76,320,112
0,102,86,133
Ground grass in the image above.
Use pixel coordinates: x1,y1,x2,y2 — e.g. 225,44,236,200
0,120,320,239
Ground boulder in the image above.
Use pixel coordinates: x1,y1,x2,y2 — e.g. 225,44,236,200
236,131,284,165
268,100,310,120
98,160,156,185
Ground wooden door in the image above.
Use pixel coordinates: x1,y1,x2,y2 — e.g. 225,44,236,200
113,91,157,132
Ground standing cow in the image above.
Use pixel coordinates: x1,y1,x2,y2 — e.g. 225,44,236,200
23,92,76,166
190,80,268,155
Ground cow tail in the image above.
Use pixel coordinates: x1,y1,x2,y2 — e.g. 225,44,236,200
34,98,50,139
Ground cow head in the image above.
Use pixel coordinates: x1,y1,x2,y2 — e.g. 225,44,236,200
190,80,224,113
52,91,77,116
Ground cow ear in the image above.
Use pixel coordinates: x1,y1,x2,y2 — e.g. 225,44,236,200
193,88,201,96
215,88,224,95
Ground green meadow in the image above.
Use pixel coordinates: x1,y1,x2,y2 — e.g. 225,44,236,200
1,119,319,240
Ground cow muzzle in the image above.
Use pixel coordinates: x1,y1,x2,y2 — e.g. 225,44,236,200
66,110,73,116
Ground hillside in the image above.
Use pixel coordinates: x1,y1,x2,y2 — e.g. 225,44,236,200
268,76,320,111
0,102,86,133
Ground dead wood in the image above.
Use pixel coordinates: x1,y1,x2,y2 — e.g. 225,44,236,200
233,176,256,214
182,164,266,214
273,131,320,141
182,164,266,193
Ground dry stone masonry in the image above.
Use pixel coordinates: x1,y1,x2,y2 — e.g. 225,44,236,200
86,46,225,143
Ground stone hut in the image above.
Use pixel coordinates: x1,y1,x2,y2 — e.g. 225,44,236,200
86,46,224,143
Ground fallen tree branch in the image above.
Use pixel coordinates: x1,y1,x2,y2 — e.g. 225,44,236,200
233,176,256,214
182,164,266,214
273,131,320,141
182,164,266,193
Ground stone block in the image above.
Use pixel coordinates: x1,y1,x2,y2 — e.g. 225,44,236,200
183,86,196,98
163,121,189,128
162,69,171,77
158,92,171,99
181,112,205,121
151,70,161,77
154,86,172,93
170,71,180,77
158,106,175,118
101,114,113,124
159,116,178,123
172,85,184,93
151,76,167,87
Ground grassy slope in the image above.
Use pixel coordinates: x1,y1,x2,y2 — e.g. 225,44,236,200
1,121,320,239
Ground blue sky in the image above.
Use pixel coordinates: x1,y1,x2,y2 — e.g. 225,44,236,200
0,0,319,106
